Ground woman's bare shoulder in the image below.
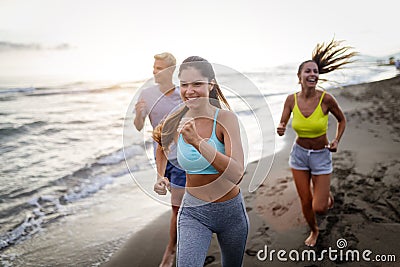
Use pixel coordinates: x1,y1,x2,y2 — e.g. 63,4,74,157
321,91,337,105
217,109,239,128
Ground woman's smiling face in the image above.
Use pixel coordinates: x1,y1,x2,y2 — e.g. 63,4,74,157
179,66,212,109
298,61,319,88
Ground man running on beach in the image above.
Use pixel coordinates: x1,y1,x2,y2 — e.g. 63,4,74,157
134,52,186,267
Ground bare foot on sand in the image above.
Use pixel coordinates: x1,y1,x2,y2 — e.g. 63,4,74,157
159,246,176,267
305,230,319,247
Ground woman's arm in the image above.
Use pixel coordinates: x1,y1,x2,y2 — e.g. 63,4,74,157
326,93,346,152
277,95,294,136
153,144,170,195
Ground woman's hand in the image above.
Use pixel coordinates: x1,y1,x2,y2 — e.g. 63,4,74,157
178,117,202,146
326,139,339,152
153,177,170,195
277,122,286,136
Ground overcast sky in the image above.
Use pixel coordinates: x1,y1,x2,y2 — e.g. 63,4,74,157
0,0,398,81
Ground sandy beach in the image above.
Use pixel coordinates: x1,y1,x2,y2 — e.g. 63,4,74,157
103,76,400,267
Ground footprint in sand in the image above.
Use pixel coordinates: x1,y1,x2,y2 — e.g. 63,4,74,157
332,150,355,173
264,176,291,196
203,255,215,266
245,225,272,257
265,185,287,196
270,202,289,216
243,194,255,212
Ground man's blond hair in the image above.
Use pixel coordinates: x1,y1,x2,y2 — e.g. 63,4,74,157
154,52,176,67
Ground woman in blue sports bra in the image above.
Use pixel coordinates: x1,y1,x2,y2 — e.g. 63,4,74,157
277,39,356,247
152,56,248,267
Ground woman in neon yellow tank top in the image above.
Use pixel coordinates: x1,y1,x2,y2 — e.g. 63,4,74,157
277,39,356,247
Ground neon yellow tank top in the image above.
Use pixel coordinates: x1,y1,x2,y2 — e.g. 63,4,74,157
292,91,328,138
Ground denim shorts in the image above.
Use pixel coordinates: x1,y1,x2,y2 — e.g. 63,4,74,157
165,159,186,188
289,143,332,175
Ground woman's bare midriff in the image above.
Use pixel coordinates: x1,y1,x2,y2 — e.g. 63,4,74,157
296,134,329,150
186,173,240,203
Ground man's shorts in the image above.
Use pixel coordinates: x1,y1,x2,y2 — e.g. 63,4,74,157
165,159,186,188
289,143,332,175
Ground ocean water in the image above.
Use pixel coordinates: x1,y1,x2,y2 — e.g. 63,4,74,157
0,61,396,266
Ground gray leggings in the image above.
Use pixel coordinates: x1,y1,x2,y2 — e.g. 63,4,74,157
177,192,249,267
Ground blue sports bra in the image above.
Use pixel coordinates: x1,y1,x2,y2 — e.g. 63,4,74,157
177,109,225,174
